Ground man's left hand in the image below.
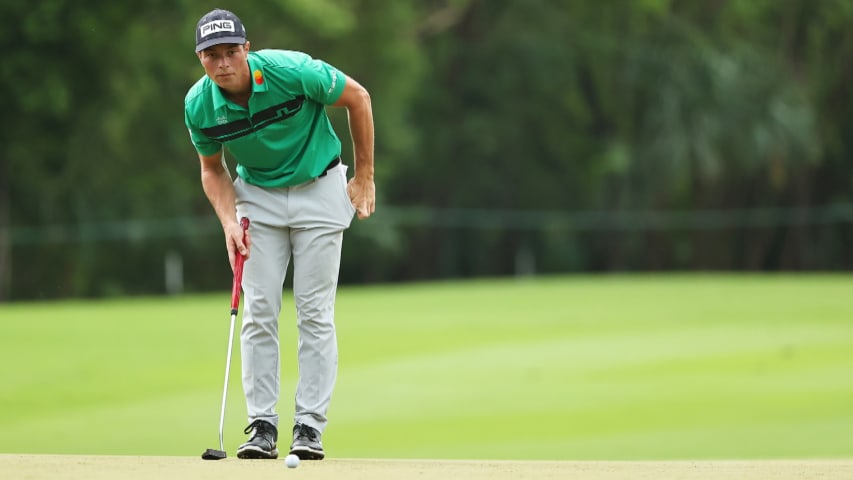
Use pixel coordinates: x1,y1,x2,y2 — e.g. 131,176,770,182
347,176,376,220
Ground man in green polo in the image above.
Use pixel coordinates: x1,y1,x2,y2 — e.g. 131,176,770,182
184,8,375,461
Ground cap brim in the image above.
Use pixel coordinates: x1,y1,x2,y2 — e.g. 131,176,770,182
196,36,246,52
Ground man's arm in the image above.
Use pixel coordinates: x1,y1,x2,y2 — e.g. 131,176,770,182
333,75,375,219
199,151,250,269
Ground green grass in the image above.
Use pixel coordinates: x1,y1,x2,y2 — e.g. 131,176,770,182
1,274,852,460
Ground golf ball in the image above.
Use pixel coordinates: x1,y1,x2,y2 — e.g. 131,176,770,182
284,454,300,468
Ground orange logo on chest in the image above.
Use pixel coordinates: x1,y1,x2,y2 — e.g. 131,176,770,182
253,69,263,85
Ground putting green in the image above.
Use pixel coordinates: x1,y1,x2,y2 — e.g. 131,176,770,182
1,455,852,480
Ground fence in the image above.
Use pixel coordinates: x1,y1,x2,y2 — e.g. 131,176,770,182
1,203,851,300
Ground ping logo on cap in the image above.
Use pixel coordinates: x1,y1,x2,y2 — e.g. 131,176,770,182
200,20,235,37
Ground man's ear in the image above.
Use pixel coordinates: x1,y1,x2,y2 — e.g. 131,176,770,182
244,41,251,53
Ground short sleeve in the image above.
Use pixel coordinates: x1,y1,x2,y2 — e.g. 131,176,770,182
299,58,346,105
184,108,222,156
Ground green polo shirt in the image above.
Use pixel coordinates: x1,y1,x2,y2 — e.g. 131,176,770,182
184,49,346,187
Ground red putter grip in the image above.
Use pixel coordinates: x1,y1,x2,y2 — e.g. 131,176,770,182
230,217,250,313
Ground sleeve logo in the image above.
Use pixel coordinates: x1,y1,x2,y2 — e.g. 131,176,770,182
327,72,337,94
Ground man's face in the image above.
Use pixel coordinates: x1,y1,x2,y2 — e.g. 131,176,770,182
197,43,251,92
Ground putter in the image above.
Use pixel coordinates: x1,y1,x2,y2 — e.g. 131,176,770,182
202,217,250,460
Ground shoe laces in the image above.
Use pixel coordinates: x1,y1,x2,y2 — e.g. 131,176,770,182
295,423,318,442
244,420,276,439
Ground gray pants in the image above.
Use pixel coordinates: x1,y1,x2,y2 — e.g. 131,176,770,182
234,163,355,434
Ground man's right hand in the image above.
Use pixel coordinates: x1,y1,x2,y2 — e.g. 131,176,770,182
225,221,251,272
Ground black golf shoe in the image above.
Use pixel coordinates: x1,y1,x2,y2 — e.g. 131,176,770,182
289,423,325,460
236,420,279,459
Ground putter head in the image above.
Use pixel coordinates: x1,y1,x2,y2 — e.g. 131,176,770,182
201,448,227,460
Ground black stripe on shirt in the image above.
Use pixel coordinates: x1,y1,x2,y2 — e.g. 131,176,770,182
200,95,306,143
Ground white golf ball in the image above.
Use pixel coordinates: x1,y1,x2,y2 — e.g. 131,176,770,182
284,454,300,468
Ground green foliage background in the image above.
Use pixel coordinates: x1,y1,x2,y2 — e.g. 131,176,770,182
1,275,852,459
2,0,852,300
3,2,851,461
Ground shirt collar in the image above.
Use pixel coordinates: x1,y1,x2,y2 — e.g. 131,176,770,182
247,54,269,94
211,82,229,111
211,55,268,110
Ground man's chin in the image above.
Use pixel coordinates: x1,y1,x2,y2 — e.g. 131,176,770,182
213,75,235,87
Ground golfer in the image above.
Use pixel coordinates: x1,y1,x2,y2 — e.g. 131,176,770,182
184,9,375,460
